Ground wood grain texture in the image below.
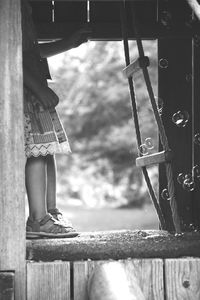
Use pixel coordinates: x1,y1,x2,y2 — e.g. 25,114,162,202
73,261,92,300
26,230,200,261
74,259,164,300
123,56,150,78
136,151,173,167
73,260,105,300
27,261,70,300
0,272,15,300
165,258,200,300
0,1,25,300
123,259,164,300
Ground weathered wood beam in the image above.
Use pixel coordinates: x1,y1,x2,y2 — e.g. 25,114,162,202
26,230,200,262
0,0,25,299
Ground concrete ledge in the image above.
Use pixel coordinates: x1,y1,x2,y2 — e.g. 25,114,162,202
26,230,200,262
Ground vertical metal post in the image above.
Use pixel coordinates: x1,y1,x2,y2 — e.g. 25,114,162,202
158,0,194,231
192,30,200,228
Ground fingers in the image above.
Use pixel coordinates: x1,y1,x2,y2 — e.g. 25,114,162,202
39,87,59,109
77,34,89,45
48,95,59,108
74,32,91,47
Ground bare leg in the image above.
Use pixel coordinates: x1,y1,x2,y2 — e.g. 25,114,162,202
25,155,77,236
46,155,75,229
25,156,47,220
46,154,57,211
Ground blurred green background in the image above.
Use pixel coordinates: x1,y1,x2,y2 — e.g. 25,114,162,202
48,40,159,231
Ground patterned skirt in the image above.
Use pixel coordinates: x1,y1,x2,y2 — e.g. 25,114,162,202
24,87,71,158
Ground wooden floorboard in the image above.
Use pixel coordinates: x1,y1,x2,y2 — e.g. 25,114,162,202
73,259,164,300
165,258,200,300
27,262,70,300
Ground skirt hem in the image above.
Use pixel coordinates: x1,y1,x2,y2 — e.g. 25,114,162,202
25,141,71,158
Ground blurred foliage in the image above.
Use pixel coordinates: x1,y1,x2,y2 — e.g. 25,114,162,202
48,40,158,208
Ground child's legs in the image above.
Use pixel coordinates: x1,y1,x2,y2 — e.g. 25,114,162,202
25,156,47,220
46,154,57,210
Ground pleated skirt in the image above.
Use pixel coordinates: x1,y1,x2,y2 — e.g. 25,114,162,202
24,87,71,158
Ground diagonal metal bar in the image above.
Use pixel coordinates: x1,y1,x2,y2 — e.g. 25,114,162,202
120,1,166,230
128,1,181,233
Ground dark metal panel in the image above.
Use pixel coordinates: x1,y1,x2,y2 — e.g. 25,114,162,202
192,37,200,229
54,1,87,22
30,0,199,40
126,1,157,29
158,0,194,232
30,1,53,22
90,1,121,23
30,0,165,2
158,38,192,231
35,22,159,40
34,0,158,40
90,0,157,38
158,0,193,38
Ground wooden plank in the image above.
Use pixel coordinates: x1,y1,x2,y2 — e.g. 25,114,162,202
74,259,164,300
136,150,173,167
73,261,96,300
123,56,150,78
165,258,200,299
26,230,200,261
88,261,145,300
27,262,70,300
0,1,25,300
0,272,15,300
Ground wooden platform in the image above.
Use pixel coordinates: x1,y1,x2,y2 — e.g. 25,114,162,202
26,230,200,261
25,230,200,299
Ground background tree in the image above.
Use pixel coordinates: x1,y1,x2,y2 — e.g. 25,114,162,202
49,40,158,208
